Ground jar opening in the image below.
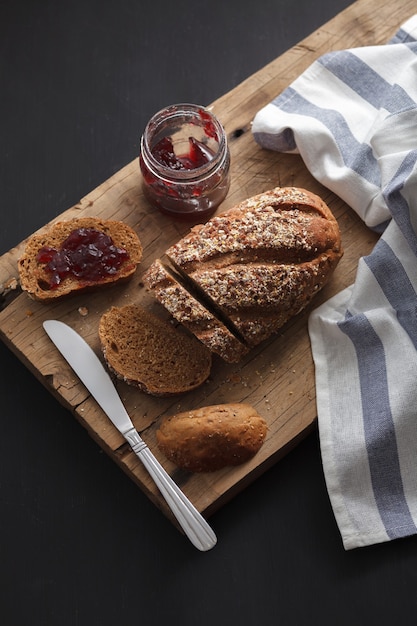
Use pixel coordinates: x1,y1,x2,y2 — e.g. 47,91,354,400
140,104,227,182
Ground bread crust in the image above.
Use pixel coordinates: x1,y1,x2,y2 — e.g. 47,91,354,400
18,217,143,301
156,403,267,472
192,254,339,346
145,187,343,358
167,186,341,272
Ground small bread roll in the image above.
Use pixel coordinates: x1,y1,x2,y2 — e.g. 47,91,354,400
156,403,267,472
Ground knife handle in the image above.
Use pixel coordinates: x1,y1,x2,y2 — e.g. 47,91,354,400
124,428,217,551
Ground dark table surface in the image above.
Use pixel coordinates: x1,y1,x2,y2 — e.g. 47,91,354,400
2,1,417,624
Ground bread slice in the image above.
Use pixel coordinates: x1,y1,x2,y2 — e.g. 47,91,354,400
145,186,343,360
156,403,268,472
18,217,143,302
144,258,249,363
98,304,212,396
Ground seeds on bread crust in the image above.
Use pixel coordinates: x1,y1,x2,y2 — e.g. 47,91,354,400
166,187,340,271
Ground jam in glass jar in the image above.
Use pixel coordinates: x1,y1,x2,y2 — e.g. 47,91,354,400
139,103,230,221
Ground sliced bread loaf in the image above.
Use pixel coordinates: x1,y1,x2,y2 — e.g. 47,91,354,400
144,186,343,361
18,217,142,302
98,304,212,396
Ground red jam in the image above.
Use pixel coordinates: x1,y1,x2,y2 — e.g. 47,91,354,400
36,227,129,289
151,136,214,170
198,108,218,140
139,104,230,221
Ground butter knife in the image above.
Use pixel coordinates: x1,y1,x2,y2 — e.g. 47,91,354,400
43,319,217,551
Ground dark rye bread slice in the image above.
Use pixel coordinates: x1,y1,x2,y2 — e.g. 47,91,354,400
98,304,212,396
18,217,143,302
145,187,343,360
144,259,249,363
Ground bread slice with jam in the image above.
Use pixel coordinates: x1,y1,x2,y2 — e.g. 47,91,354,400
18,217,142,302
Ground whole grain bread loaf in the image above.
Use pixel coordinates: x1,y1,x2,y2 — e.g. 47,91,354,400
144,186,343,361
18,217,142,301
156,403,267,472
98,304,212,396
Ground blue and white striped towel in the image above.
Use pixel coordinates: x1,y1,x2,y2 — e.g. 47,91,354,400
252,15,417,549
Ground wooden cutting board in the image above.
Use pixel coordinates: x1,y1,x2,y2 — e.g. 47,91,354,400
0,0,412,527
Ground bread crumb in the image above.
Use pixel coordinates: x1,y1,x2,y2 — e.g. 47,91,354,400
5,277,18,290
78,306,89,317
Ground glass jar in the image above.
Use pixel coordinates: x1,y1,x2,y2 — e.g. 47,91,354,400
139,103,230,221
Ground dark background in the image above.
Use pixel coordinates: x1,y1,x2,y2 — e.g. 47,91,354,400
2,1,417,624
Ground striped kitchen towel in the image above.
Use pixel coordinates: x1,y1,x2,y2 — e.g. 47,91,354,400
252,15,417,549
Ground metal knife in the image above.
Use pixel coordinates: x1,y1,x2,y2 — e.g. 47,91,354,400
43,319,217,552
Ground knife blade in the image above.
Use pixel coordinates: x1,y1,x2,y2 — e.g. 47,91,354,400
43,319,217,551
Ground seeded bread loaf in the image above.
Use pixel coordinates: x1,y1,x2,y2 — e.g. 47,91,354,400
144,186,343,361
18,217,142,302
98,304,211,396
156,403,268,472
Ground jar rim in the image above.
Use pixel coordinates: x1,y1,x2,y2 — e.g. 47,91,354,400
140,103,228,181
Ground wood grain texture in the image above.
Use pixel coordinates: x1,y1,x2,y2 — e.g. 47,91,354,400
0,0,412,526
